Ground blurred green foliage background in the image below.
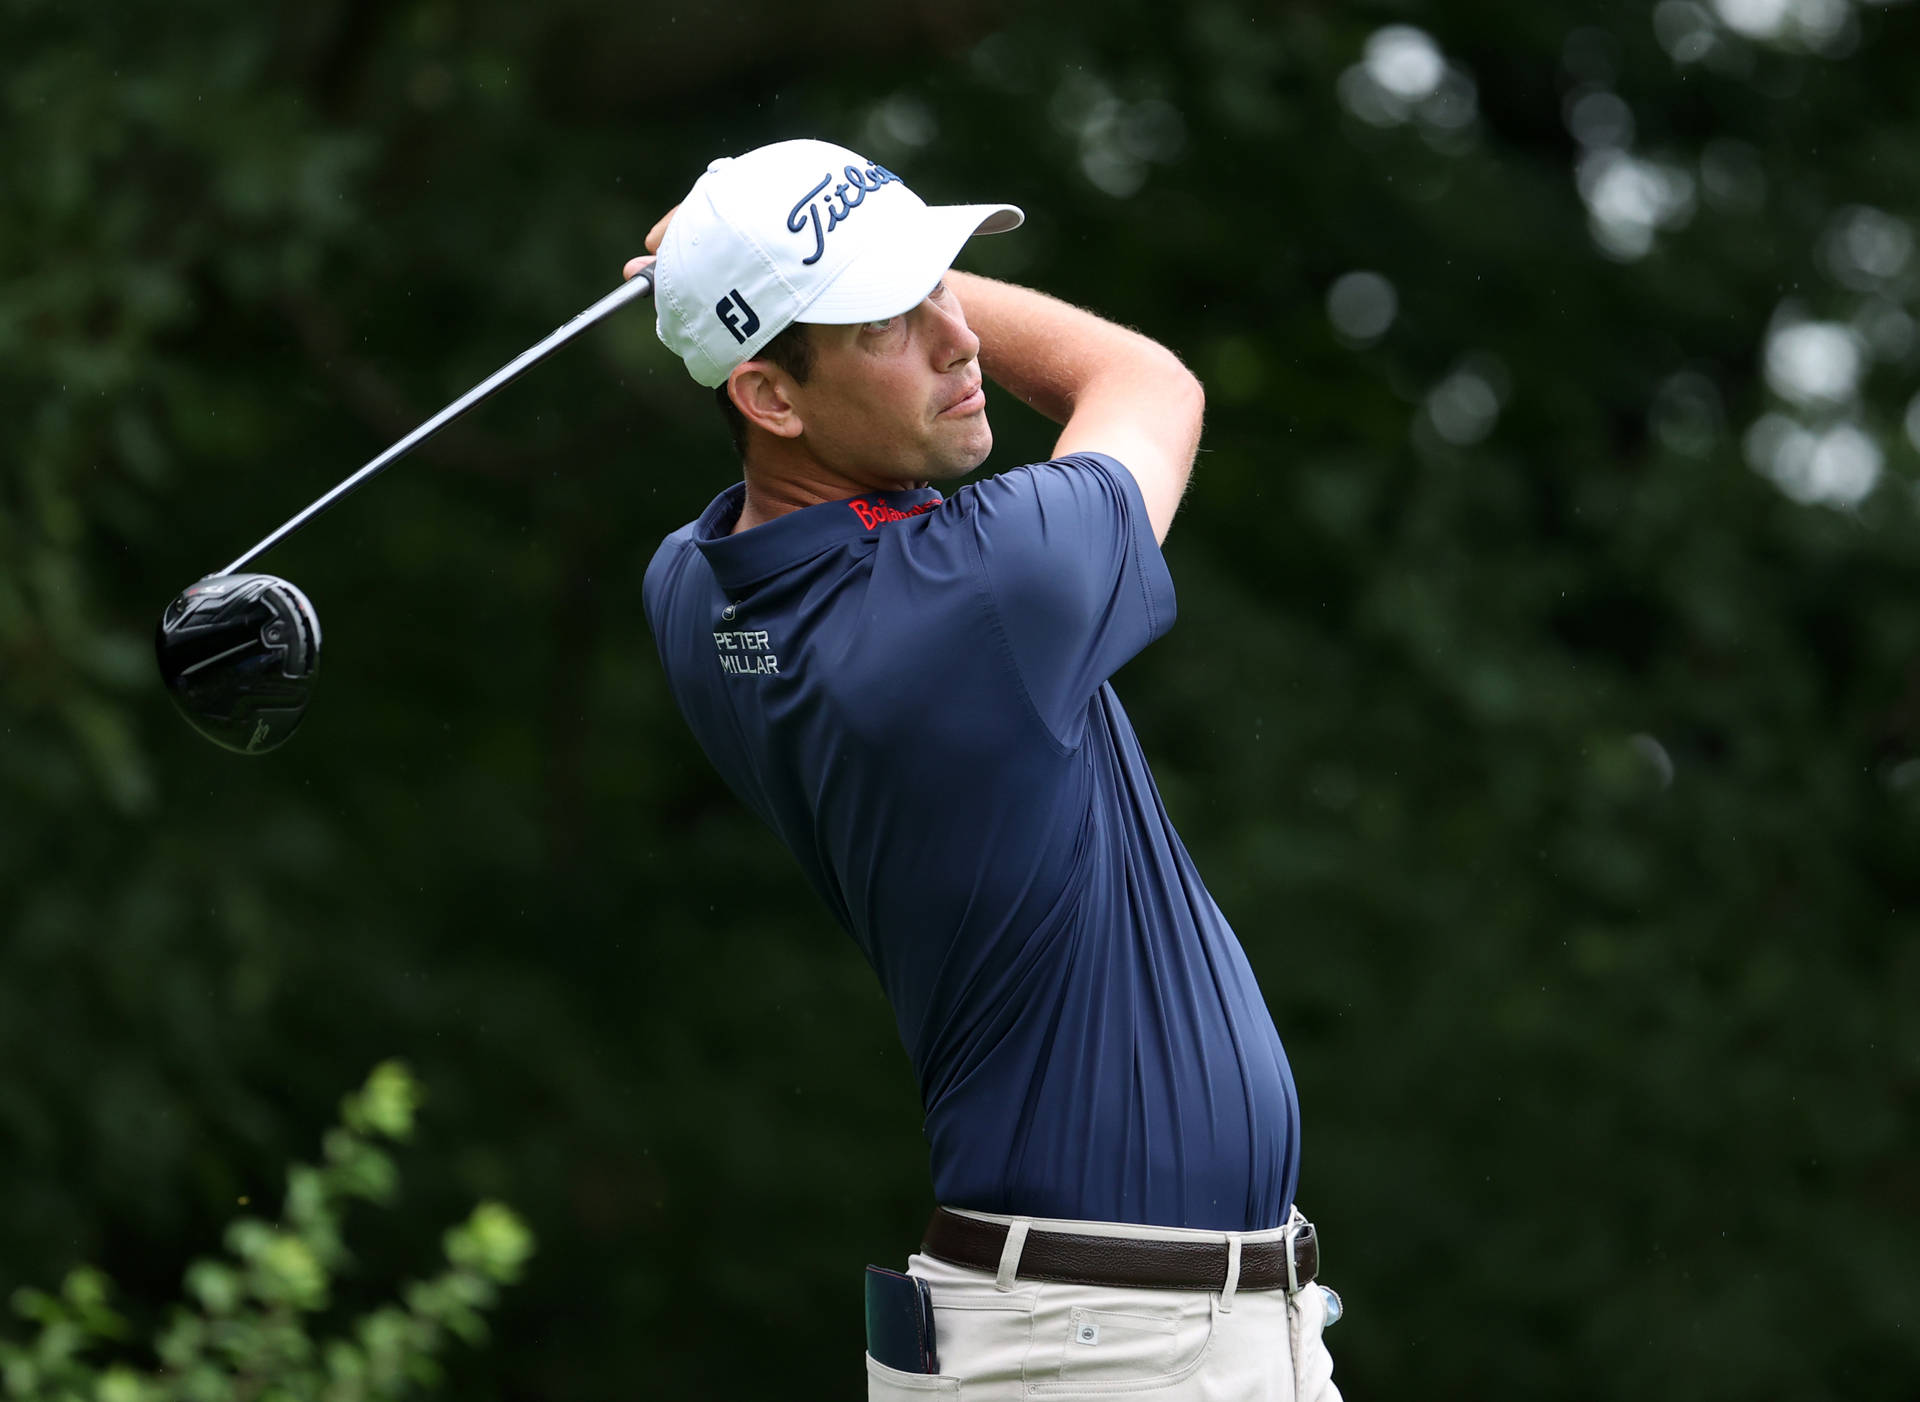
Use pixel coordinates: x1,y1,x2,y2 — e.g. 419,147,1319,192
4,0,1918,1396
1,1062,534,1400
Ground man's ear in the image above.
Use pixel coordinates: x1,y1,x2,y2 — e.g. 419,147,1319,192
728,364,804,440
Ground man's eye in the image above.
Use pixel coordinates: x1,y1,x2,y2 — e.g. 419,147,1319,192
862,316,897,334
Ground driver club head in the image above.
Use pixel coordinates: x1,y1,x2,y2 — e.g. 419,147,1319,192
149,274,657,758
156,573,322,755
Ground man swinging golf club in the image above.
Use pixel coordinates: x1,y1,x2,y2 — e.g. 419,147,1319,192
634,138,1341,1401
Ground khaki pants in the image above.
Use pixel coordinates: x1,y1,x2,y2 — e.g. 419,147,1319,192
867,1208,1342,1402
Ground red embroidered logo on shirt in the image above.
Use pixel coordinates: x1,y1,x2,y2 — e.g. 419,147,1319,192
849,497,941,529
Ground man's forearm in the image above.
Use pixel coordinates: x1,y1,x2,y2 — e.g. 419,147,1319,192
946,270,1204,544
947,271,1191,427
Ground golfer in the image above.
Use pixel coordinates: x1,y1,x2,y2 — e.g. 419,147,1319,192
633,139,1339,1402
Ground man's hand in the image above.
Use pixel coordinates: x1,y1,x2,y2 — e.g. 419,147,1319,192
622,205,678,281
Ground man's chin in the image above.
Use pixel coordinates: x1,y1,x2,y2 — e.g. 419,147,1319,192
926,422,992,481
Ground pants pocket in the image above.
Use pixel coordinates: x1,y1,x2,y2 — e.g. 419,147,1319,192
906,1252,1037,1389
1287,1283,1342,1402
1026,1290,1215,1393
867,1352,963,1398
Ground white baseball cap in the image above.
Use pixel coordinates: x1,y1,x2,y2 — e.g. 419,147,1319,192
654,139,1023,387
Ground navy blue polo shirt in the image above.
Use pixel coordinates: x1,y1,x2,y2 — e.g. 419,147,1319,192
642,453,1298,1231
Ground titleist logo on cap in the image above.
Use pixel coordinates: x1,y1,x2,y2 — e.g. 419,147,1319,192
786,164,905,266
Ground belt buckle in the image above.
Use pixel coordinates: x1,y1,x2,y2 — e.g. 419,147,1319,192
1283,1217,1313,1294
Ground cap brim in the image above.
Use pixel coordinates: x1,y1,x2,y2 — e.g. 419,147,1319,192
796,203,1023,325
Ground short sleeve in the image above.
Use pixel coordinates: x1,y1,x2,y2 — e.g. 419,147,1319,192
959,452,1177,747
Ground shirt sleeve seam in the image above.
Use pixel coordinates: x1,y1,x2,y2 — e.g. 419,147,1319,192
1108,462,1162,643
1073,454,1170,644
964,508,1081,759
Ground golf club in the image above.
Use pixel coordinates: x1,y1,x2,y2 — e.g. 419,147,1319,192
157,265,657,755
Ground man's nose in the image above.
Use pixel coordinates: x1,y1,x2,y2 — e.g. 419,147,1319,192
928,295,980,370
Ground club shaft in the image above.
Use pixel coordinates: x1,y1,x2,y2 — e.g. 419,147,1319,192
218,268,656,577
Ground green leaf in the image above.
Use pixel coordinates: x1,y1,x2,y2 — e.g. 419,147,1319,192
2,1066,526,1398
441,1203,534,1283
60,1271,127,1343
339,1063,420,1143
183,1263,242,1317
284,1166,329,1228
33,1320,83,1368
3,1356,40,1399
59,1273,107,1314
249,1236,328,1313
154,1311,207,1369
93,1366,149,1402
220,1219,273,1264
320,1339,364,1384
322,1143,397,1208
175,1362,233,1402
9,1291,60,1327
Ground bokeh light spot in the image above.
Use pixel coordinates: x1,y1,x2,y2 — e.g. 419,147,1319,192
1339,26,1476,141
1326,272,1399,346
1426,361,1506,445
1364,26,1445,102
1650,371,1724,456
1763,319,1864,407
1745,413,1882,506
1566,89,1636,149
1050,72,1186,199
1654,1,1720,62
1712,0,1793,38
1629,733,1676,789
1855,301,1916,363
863,94,938,155
1710,0,1857,49
1578,152,1696,260
1820,205,1913,290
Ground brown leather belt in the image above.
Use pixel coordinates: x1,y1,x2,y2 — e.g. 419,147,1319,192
921,1207,1318,1294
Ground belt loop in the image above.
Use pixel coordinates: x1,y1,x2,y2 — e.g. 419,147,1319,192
1220,1234,1242,1313
995,1219,1031,1292
1283,1214,1302,1295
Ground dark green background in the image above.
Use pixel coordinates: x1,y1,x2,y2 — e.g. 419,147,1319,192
5,0,1918,1396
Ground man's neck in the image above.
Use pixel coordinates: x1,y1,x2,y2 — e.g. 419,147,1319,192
733,447,928,535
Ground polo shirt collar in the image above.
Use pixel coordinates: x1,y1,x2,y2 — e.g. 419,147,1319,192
693,482,946,592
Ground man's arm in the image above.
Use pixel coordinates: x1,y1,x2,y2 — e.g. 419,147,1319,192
945,271,1204,545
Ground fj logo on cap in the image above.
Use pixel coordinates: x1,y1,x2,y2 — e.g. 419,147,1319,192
787,164,903,266
714,289,760,345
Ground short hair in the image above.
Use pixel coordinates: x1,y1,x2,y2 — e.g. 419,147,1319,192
715,322,817,459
